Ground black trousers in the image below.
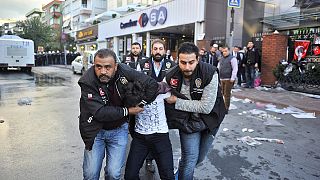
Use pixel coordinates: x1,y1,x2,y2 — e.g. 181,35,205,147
125,132,174,180
237,66,246,86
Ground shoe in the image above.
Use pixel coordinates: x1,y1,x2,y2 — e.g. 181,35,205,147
145,159,155,173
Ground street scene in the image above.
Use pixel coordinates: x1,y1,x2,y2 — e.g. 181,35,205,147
1,0,320,179
0,67,319,179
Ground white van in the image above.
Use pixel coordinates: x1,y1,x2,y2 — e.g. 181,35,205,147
0,35,34,72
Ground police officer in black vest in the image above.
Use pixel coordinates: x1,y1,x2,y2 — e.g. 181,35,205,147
122,42,146,70
139,39,176,82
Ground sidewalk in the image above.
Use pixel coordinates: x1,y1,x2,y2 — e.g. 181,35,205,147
232,87,320,114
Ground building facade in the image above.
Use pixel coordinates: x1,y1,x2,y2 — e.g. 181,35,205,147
42,0,63,30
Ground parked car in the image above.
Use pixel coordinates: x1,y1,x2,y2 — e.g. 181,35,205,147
71,56,84,74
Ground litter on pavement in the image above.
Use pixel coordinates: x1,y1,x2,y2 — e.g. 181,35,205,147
291,113,316,119
253,137,284,144
237,136,284,146
242,128,255,133
237,136,262,146
229,104,238,110
17,97,32,106
222,128,229,132
265,105,317,118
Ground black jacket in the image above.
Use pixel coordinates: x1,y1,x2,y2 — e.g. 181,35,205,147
165,61,226,132
139,57,176,82
244,47,260,66
78,64,158,150
122,53,146,69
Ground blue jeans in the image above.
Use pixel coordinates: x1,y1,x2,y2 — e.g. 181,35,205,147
245,65,255,88
178,128,219,180
83,123,128,180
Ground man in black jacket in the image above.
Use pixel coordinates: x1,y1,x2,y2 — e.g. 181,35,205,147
165,42,226,179
122,42,146,70
78,49,158,180
243,41,260,88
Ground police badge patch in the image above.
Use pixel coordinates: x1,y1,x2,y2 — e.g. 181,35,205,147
195,78,202,88
120,77,128,85
166,62,171,69
144,62,150,69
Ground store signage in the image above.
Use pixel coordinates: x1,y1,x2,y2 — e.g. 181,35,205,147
78,30,93,39
119,6,167,29
77,25,98,40
138,13,149,27
150,6,167,26
120,19,137,29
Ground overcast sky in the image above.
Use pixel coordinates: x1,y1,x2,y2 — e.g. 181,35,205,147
0,0,54,19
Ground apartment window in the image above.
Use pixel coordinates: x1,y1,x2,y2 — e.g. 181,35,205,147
117,0,122,7
82,0,87,8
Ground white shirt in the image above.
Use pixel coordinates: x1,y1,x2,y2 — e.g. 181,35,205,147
135,92,171,134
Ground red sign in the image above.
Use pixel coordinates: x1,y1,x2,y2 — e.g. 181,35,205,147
294,40,310,60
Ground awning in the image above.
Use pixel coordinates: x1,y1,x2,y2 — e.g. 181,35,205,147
261,7,320,29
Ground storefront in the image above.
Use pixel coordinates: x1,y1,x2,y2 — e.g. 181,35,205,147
76,25,98,52
98,0,206,61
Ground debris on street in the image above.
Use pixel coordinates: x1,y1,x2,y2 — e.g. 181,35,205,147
241,128,255,133
237,136,284,146
253,137,284,144
237,136,262,146
17,97,32,106
291,112,316,119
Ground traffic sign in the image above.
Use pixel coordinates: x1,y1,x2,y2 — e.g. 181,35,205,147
228,0,241,8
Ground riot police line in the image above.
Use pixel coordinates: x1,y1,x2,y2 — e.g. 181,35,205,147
34,52,80,66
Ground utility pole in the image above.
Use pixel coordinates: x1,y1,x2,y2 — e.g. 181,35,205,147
229,7,235,48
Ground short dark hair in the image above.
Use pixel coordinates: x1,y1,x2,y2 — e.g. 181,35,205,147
178,42,199,59
132,42,141,48
94,49,117,63
221,46,230,50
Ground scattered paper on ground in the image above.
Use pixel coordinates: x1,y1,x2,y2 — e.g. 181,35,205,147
229,104,237,110
237,136,262,146
17,97,32,106
253,137,284,144
223,128,229,132
238,136,284,146
231,97,242,102
291,113,316,119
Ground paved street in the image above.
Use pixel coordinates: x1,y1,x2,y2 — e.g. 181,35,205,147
0,66,319,180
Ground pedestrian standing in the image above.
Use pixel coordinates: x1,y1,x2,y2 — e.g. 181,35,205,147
218,46,238,113
243,41,260,88
232,46,246,87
